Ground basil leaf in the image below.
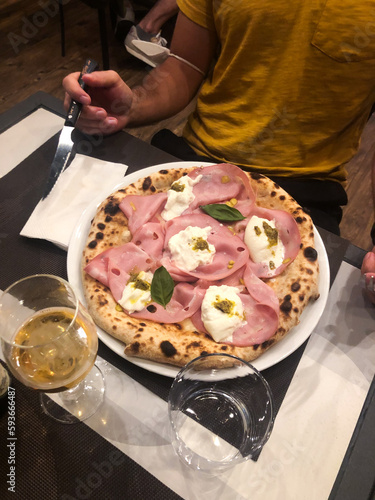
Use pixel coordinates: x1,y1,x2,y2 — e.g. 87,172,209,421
200,203,246,222
151,266,175,308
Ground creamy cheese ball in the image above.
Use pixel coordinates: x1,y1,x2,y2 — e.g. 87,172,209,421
201,285,246,342
161,175,202,221
119,270,153,313
244,215,285,271
168,225,215,272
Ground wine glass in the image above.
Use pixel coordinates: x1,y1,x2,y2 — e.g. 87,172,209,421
0,274,105,424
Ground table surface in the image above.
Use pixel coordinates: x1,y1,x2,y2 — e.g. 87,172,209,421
0,92,374,500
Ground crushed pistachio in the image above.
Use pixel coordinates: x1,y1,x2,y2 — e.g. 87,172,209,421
213,298,234,315
128,273,151,291
170,181,185,192
221,175,230,184
263,221,278,247
115,304,123,312
192,237,210,252
254,226,261,236
269,261,275,270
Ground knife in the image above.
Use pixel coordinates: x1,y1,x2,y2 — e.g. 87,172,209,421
42,58,98,200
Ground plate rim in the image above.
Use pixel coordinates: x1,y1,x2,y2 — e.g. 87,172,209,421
67,161,330,378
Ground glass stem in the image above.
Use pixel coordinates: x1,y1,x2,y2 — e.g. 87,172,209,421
59,381,85,403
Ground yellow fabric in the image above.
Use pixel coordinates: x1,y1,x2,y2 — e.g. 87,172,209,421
177,0,375,183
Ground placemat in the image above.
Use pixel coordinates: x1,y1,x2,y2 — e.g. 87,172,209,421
0,136,68,289
0,362,182,500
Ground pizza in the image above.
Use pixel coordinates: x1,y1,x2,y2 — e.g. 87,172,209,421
81,163,320,368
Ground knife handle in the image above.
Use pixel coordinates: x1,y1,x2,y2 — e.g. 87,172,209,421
65,58,99,127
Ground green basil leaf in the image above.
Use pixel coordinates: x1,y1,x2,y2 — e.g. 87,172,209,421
151,266,175,308
200,203,246,222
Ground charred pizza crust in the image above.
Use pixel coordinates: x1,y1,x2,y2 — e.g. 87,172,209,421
81,167,320,367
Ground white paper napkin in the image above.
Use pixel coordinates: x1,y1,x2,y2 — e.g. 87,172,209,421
21,153,128,250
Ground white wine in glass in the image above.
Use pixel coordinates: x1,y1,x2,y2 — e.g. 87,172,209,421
0,274,105,423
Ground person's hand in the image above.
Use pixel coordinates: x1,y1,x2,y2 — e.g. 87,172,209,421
361,247,375,304
62,70,133,135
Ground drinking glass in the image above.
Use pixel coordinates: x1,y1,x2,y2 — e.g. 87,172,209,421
168,353,274,472
0,274,105,424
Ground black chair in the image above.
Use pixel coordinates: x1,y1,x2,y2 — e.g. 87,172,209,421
59,0,111,70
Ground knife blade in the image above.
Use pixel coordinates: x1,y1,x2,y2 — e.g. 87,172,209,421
42,58,98,200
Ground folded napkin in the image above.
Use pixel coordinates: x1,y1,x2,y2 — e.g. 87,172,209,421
21,154,128,250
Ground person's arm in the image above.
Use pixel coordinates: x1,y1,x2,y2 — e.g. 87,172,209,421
62,12,217,135
128,12,217,125
138,0,179,34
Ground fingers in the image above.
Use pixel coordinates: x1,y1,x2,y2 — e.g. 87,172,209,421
80,70,123,88
62,71,123,111
62,70,130,135
69,105,118,135
361,250,375,274
62,72,91,108
77,115,120,135
62,91,116,134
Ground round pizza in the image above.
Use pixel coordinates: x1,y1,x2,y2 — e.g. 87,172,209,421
81,163,320,368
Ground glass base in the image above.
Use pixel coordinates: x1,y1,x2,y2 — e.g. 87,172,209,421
40,364,105,424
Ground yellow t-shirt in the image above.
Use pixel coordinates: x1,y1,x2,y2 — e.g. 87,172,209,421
177,0,375,182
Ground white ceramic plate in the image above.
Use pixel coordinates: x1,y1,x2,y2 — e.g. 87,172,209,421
67,161,330,378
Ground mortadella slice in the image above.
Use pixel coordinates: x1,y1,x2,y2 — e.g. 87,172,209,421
84,242,154,292
242,206,301,278
129,282,206,323
119,192,167,234
131,222,165,261
161,213,249,281
187,163,256,212
190,268,279,347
